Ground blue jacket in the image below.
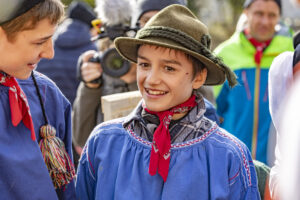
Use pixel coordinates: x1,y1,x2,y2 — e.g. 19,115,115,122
0,71,76,199
214,31,293,164
76,95,259,199
37,19,97,105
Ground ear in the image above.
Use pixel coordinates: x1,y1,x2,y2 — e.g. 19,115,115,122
0,26,9,43
192,68,207,89
0,26,5,38
0,27,6,46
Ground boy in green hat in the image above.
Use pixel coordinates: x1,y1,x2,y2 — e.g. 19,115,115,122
0,0,76,199
76,4,260,199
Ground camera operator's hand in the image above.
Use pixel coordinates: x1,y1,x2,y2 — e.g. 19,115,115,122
81,50,103,88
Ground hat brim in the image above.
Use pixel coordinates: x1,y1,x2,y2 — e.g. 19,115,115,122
115,36,226,85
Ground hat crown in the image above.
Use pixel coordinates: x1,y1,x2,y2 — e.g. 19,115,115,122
141,5,209,48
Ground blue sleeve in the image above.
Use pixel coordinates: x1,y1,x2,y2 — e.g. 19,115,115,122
76,141,96,199
203,98,220,125
228,143,261,200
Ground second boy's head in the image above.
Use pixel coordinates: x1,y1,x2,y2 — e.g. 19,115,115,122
115,5,237,112
0,0,64,79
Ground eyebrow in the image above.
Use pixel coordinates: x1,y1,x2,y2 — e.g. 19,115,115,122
137,54,182,66
137,54,149,61
162,59,182,66
35,35,53,42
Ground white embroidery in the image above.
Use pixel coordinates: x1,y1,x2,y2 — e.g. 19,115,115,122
163,151,170,160
0,76,6,83
152,142,159,153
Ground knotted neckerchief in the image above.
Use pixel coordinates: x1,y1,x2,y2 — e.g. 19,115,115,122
244,29,272,66
0,72,36,141
144,95,197,182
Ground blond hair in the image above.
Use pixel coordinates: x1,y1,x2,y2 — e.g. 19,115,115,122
1,0,64,41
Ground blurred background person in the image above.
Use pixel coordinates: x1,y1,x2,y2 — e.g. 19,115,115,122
37,1,98,105
213,0,293,166
72,0,136,157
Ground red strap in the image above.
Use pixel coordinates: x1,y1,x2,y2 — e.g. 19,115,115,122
145,95,196,181
0,73,36,141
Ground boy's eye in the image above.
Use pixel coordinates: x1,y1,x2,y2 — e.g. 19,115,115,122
34,41,45,45
164,66,175,72
138,62,149,68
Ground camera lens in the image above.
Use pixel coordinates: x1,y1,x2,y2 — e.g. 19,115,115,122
106,53,123,70
101,48,130,77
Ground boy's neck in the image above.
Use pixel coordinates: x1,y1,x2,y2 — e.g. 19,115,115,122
172,112,188,120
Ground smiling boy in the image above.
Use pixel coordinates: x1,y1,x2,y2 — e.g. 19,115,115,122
0,0,76,199
76,5,260,199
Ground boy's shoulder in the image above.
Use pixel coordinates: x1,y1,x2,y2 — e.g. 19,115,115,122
32,71,58,87
17,71,70,106
17,71,59,90
210,126,250,152
90,117,127,138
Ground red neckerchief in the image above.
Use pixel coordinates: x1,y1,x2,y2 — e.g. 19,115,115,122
244,29,272,66
0,73,36,141
144,95,197,182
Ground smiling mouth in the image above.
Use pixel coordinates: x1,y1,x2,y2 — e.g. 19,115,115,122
145,88,168,95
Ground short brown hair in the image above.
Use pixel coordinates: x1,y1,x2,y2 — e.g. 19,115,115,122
1,0,64,41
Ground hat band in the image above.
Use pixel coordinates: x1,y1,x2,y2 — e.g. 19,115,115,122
136,26,211,54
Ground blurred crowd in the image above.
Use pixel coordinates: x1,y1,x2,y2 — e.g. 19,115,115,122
1,0,300,199
36,0,300,199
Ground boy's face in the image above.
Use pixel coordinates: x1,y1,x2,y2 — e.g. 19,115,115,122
137,45,206,112
245,0,280,42
0,18,56,79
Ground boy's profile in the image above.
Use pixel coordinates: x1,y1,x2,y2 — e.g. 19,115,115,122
76,5,260,199
0,0,76,199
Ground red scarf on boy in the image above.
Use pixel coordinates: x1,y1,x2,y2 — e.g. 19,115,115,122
0,73,36,141
145,95,197,182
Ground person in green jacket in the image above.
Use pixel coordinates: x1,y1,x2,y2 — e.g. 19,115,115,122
214,0,294,165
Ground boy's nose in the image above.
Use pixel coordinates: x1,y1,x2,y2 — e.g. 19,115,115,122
146,68,161,85
40,39,54,59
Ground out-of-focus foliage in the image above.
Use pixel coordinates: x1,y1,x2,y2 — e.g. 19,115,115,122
228,0,244,24
62,0,95,8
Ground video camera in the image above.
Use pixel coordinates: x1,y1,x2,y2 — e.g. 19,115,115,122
77,19,138,84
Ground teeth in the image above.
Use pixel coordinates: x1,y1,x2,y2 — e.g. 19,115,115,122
146,89,166,95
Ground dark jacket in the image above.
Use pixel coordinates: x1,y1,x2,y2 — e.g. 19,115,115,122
37,18,97,104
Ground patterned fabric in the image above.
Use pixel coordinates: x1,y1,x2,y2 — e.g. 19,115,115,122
123,91,213,144
0,72,35,140
76,97,260,199
144,95,196,182
123,91,214,181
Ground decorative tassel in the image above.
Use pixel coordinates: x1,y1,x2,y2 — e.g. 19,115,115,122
39,124,75,189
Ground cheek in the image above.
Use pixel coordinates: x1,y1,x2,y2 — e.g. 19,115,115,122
137,71,145,84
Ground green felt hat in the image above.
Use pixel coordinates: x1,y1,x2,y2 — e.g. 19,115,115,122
115,4,237,87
